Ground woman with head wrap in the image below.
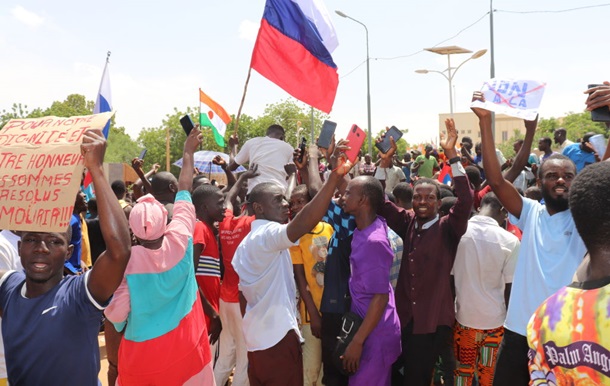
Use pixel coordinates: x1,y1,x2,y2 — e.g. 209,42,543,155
105,128,216,385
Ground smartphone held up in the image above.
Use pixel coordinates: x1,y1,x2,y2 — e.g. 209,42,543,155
298,137,307,163
317,120,337,149
375,126,403,154
342,124,366,164
587,84,610,122
180,115,195,136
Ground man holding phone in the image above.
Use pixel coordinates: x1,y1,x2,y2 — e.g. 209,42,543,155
380,119,473,385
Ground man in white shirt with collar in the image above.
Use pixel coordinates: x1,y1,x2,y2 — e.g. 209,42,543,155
553,127,574,153
233,148,351,386
452,192,520,386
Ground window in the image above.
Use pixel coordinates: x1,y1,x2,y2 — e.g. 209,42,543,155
502,131,508,142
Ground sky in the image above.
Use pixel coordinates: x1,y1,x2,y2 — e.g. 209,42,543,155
1,0,609,146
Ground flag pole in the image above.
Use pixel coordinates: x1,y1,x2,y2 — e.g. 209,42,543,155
166,126,170,171
233,67,253,138
198,88,203,151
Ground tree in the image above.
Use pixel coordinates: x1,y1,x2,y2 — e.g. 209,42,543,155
137,107,196,176
497,110,608,159
106,126,140,163
0,103,42,127
42,94,94,117
1,94,139,164
245,99,328,147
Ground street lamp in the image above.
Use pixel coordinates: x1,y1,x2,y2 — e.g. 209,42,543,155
415,46,487,115
335,10,372,154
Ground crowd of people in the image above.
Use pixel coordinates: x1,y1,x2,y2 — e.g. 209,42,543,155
0,83,609,386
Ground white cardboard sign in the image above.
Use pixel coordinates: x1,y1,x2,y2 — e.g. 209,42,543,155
471,78,546,120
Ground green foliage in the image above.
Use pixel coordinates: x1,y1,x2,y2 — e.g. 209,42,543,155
136,99,329,176
106,126,139,163
137,106,198,176
497,129,523,159
237,99,328,147
498,111,608,158
1,94,139,165
0,103,42,127
42,94,94,117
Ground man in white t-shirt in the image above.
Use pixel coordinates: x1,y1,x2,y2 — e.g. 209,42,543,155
452,192,520,386
232,150,351,386
472,93,586,386
374,164,406,194
229,125,294,193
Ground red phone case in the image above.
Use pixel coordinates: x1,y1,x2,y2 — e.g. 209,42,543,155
343,125,366,164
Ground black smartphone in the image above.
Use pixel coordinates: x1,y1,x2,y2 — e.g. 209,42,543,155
180,114,195,136
375,126,403,154
139,149,147,160
298,137,307,163
317,120,337,149
588,84,610,122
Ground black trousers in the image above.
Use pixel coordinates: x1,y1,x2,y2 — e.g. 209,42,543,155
321,312,349,386
492,328,530,386
401,322,454,386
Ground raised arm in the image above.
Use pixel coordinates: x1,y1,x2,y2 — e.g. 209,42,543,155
293,145,310,188
442,119,473,238
213,155,237,192
228,135,243,172
284,163,298,204
131,159,156,199
224,164,259,214
85,129,132,305
306,144,324,197
503,116,537,183
376,130,398,169
584,82,610,161
472,92,523,218
178,127,203,192
287,152,352,243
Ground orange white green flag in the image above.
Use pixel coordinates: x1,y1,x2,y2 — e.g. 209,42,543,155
199,89,231,147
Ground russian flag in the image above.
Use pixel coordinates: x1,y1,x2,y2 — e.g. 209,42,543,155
438,162,452,185
251,0,339,113
93,53,112,138
84,53,112,198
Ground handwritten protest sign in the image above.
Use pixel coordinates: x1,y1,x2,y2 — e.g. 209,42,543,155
470,78,546,120
0,112,113,232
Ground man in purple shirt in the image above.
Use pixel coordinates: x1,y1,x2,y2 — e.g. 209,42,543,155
382,119,473,386
340,175,401,386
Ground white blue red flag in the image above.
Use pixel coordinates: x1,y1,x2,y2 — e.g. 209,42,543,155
84,52,113,199
94,52,112,138
251,0,339,113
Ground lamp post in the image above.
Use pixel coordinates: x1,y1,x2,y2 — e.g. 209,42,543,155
415,46,487,116
490,0,496,141
335,10,372,154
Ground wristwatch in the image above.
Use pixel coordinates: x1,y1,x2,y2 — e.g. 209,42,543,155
449,156,461,164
